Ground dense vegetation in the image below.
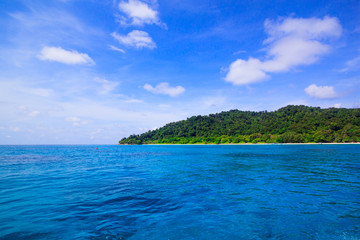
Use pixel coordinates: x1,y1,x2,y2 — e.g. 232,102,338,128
119,105,360,144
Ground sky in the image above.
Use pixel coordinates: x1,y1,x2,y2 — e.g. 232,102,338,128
0,0,359,144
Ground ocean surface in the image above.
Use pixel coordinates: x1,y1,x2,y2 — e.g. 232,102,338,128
0,144,359,240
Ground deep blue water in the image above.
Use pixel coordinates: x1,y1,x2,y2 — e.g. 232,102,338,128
0,144,359,240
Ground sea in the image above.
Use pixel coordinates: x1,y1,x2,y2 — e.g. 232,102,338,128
0,144,359,240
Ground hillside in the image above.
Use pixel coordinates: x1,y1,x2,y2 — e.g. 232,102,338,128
119,105,360,144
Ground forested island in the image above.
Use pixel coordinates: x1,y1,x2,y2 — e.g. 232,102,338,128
119,105,360,144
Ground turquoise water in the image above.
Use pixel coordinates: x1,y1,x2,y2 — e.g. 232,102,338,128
0,145,359,240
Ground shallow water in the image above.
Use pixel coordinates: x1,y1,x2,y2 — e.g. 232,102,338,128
0,144,359,239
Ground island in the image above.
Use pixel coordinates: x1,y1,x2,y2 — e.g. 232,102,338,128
119,105,360,144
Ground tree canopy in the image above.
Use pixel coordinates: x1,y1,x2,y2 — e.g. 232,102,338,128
119,105,360,144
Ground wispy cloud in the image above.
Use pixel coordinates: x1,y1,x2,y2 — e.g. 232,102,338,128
9,127,20,132
17,105,41,118
144,82,185,97
29,88,54,97
94,77,119,95
28,110,40,117
38,46,95,65
10,8,85,34
9,6,102,49
233,50,246,55
305,84,338,99
225,16,342,85
0,77,188,143
111,30,156,49
117,0,163,27
65,116,81,122
125,99,144,103
340,55,360,72
109,45,126,53
65,116,87,126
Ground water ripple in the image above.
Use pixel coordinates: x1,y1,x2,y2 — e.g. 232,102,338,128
0,145,359,239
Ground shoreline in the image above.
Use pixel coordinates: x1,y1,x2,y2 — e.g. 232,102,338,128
120,142,360,146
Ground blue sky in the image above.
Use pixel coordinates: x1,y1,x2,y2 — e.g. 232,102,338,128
0,0,359,144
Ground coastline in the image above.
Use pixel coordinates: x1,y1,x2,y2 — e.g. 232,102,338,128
119,142,360,146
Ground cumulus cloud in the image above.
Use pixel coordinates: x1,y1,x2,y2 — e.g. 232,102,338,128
117,0,162,26
111,30,156,49
225,58,268,85
144,82,185,97
38,46,95,65
225,16,342,85
304,84,338,99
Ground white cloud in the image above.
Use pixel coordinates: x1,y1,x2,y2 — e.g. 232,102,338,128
225,58,268,85
158,104,170,108
28,110,40,117
118,0,161,26
111,30,156,49
29,88,54,97
0,77,189,144
233,50,246,55
263,16,341,43
38,46,95,65
334,103,342,108
305,84,338,99
109,45,126,53
261,37,330,72
9,127,20,132
65,116,81,122
202,96,226,108
94,77,119,95
340,55,360,72
225,16,342,85
10,8,90,35
125,99,144,103
65,116,87,126
16,105,41,117
144,82,185,97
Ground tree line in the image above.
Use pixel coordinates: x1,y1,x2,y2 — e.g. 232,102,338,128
119,105,360,144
